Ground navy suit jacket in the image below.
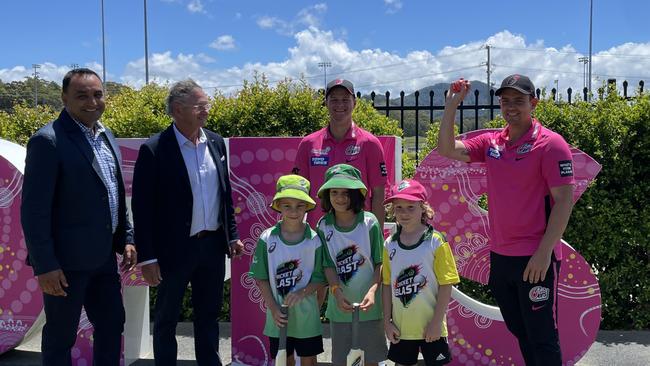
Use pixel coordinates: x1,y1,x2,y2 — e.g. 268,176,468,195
21,109,134,276
131,125,239,268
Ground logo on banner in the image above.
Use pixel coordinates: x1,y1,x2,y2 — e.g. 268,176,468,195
335,245,366,284
529,286,550,302
394,264,427,306
275,260,303,296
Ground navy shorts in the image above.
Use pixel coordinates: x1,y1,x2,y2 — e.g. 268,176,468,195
387,338,451,366
269,335,324,358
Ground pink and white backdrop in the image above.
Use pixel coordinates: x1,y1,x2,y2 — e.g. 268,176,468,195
0,132,601,366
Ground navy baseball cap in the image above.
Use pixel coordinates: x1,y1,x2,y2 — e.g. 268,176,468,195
326,79,355,97
495,74,536,97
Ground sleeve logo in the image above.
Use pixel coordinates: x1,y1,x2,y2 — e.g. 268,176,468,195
558,160,573,177
380,162,388,177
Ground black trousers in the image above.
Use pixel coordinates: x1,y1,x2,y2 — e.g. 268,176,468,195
488,251,562,366
42,255,125,366
153,230,226,366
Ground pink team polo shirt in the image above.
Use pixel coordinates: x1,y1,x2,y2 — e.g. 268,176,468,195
462,119,575,259
293,123,388,220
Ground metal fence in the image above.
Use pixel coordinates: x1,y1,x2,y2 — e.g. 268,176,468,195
360,80,645,162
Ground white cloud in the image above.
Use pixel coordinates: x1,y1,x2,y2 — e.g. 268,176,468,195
209,35,236,51
187,0,205,14
0,65,30,83
0,62,103,84
384,0,403,14
297,3,327,28
257,16,287,32
3,29,649,98
257,4,327,36
196,53,216,63
120,51,206,86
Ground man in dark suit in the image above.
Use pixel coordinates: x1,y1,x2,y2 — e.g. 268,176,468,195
20,68,137,366
132,79,243,365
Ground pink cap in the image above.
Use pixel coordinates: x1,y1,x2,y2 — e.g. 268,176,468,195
384,179,428,204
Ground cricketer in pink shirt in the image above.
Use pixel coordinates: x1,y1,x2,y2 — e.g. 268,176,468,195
462,119,575,260
438,74,575,365
293,79,388,226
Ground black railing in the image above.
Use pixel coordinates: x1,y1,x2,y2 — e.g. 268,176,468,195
360,80,645,162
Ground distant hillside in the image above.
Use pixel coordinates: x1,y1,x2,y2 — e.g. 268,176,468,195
363,80,496,106
360,80,499,137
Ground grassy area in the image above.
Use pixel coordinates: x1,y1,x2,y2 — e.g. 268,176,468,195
402,135,427,152
401,136,429,162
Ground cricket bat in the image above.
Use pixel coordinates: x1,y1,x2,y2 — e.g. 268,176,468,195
346,303,365,366
275,305,289,366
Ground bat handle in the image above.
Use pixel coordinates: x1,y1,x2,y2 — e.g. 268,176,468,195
352,302,360,349
279,304,289,350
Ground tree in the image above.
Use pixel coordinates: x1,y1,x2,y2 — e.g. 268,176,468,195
0,77,62,112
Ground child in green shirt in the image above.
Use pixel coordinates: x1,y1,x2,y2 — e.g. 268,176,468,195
249,175,327,366
317,164,387,365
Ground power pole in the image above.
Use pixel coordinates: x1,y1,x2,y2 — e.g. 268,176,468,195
318,61,331,89
578,56,589,91
588,0,593,101
144,0,150,84
32,64,41,108
101,0,107,85
486,44,492,93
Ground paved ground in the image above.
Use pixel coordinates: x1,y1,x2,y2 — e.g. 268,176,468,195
1,323,649,365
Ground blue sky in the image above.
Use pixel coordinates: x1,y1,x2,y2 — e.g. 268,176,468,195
2,0,649,95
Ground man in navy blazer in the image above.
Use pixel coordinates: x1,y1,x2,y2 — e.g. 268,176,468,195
132,79,243,365
20,68,137,365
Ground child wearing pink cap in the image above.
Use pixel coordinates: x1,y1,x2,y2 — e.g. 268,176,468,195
381,180,460,366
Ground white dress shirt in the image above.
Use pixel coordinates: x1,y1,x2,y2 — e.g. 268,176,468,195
139,124,221,266
173,124,221,235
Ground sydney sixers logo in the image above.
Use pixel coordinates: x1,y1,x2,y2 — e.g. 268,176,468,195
394,265,427,306
275,260,302,296
335,245,365,284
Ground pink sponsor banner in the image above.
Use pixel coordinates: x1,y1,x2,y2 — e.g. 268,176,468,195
416,129,602,365
0,138,146,365
3,130,602,365
0,140,39,355
229,136,397,366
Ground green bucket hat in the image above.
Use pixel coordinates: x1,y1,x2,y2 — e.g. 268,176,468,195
271,174,316,212
317,164,368,198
